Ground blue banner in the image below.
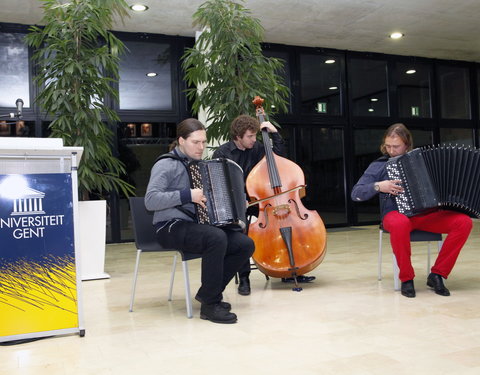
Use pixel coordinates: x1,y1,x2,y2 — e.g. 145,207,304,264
0,173,78,337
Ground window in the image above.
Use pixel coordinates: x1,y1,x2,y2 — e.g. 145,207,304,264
119,41,173,110
299,53,342,115
439,128,473,146
263,49,291,111
477,68,480,118
349,58,388,116
295,126,346,224
0,33,30,108
396,62,432,118
438,65,471,119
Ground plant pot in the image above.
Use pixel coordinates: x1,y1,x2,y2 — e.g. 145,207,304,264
78,200,110,280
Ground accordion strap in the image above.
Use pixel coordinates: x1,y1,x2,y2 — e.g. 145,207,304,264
154,151,196,220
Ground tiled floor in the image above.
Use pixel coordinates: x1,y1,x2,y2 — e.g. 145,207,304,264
2,223,480,375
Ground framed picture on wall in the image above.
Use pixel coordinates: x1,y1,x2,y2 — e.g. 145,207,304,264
141,123,152,137
0,121,10,136
16,121,27,136
127,123,136,137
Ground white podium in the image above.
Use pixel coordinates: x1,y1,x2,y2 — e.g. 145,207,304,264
0,137,85,342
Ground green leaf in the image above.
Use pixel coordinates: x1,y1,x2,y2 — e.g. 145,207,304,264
182,0,290,142
25,0,134,200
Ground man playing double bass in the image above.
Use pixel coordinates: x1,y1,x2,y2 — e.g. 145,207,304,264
212,114,316,296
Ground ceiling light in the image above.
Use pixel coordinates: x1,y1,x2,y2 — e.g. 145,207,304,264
130,4,149,12
368,108,374,112
325,59,335,64
390,32,404,39
406,69,416,74
370,98,378,102
146,72,157,77
328,86,338,90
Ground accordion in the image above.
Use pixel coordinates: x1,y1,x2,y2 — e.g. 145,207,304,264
385,145,480,218
188,158,247,230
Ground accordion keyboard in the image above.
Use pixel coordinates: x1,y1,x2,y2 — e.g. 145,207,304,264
385,159,413,215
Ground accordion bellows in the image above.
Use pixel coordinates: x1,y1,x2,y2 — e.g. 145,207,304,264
386,145,480,218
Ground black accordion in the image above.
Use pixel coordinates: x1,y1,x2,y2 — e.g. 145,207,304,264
188,158,247,230
385,145,480,218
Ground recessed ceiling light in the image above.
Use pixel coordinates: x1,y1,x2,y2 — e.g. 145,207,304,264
370,98,378,102
130,4,149,12
146,72,157,77
406,69,416,74
368,108,374,112
390,32,404,39
328,86,338,90
325,59,335,64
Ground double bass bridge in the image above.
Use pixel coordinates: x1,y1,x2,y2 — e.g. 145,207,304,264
273,204,290,217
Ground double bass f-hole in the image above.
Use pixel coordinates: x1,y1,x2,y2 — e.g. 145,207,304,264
289,198,308,220
258,203,271,229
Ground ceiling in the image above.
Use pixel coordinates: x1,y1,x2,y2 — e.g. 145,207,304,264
3,0,480,62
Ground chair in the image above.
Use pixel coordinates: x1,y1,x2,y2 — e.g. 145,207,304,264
128,197,202,318
378,225,442,290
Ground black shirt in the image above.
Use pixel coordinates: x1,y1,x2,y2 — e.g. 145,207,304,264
212,132,285,180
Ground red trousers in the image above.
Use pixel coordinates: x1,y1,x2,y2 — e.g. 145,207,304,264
382,210,472,282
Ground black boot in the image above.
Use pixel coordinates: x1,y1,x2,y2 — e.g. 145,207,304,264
195,295,231,311
401,280,416,298
200,303,237,324
238,276,251,296
281,275,316,283
427,273,450,296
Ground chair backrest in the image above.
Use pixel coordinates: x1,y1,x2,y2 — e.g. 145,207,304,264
129,197,163,252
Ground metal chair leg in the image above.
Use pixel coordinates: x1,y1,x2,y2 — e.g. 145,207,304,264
168,253,178,301
427,243,431,273
378,229,383,281
392,254,400,291
129,249,142,312
182,260,193,319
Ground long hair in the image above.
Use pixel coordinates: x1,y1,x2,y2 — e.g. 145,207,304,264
169,118,206,151
380,123,413,154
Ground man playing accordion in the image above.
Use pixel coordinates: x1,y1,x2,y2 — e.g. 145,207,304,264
351,123,472,298
145,118,254,323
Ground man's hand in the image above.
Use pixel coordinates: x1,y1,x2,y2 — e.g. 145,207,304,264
260,121,278,133
191,188,207,209
378,180,403,195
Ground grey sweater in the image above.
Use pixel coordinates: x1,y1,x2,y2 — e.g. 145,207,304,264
144,148,195,225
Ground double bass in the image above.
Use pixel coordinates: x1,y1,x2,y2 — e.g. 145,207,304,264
246,96,327,290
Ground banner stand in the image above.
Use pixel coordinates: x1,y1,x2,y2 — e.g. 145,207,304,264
0,138,85,342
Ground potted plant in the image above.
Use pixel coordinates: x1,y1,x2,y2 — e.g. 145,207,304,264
25,0,134,280
182,0,290,142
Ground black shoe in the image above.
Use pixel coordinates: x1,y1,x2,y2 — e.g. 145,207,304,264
200,303,237,324
401,280,416,298
195,295,231,311
427,273,450,296
238,276,251,296
281,275,316,283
